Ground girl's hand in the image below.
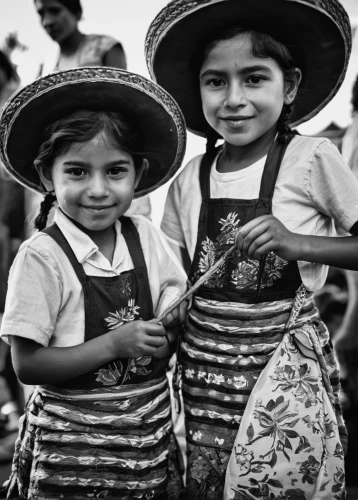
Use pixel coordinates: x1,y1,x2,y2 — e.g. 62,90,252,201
109,320,166,359
235,215,302,261
152,326,180,359
161,300,188,327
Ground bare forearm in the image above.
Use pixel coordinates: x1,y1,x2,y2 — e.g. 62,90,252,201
12,333,115,385
297,234,358,270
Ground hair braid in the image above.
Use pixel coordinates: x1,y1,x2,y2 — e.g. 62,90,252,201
277,103,296,144
34,192,57,231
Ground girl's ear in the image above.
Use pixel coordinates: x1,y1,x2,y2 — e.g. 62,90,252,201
284,68,302,105
34,160,54,193
134,158,149,189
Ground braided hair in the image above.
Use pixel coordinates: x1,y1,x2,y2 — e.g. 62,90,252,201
34,192,57,231
277,102,296,144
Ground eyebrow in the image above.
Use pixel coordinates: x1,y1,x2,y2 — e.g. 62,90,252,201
200,65,273,79
62,160,131,167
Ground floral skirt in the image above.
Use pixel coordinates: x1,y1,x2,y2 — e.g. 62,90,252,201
1,376,184,499
182,291,347,500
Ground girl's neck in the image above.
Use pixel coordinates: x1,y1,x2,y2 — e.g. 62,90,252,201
61,209,116,264
59,30,84,56
217,125,277,173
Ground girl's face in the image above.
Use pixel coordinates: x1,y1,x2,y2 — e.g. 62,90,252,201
38,132,142,234
200,35,298,151
35,0,79,43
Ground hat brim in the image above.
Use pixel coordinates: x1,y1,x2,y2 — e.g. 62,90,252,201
0,68,186,196
146,0,351,136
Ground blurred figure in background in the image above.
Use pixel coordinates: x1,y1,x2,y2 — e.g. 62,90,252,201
0,48,25,462
29,0,151,222
34,0,127,73
332,74,358,485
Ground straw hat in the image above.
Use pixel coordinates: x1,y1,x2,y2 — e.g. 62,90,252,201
0,67,186,196
145,0,351,137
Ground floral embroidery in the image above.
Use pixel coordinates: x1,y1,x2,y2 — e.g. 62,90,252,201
96,298,153,386
270,363,321,408
105,298,140,329
196,212,288,291
233,445,254,475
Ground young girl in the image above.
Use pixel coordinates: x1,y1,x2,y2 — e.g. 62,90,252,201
0,67,187,499
145,0,358,498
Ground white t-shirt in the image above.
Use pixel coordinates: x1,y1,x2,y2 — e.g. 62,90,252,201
161,135,358,291
1,209,187,347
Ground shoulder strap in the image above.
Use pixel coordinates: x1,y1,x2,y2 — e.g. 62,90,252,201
199,146,222,199
42,223,88,284
259,137,293,200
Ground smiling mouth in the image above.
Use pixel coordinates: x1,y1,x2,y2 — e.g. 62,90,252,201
221,117,253,128
82,205,114,211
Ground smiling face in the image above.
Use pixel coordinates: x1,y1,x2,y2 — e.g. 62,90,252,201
38,132,141,235
34,0,79,43
200,34,297,157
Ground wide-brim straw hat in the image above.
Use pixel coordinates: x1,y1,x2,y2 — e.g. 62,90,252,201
0,67,186,197
145,0,351,137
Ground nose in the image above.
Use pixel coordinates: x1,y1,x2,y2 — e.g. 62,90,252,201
42,12,56,29
87,174,109,198
224,82,247,109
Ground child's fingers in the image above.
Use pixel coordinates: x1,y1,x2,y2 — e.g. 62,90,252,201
145,322,166,336
246,232,273,258
146,335,166,347
240,221,270,255
236,215,270,250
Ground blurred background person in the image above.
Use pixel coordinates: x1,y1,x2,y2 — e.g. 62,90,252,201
28,0,151,224
0,45,25,463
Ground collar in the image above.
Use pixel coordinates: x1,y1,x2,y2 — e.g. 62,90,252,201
54,209,99,263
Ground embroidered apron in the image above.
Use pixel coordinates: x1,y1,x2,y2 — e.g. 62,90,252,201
182,141,346,500
2,217,183,500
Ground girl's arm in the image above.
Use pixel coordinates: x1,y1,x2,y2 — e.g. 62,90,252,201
11,319,166,386
236,214,358,270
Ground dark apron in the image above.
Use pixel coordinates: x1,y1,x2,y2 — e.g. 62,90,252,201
2,216,183,500
181,140,342,499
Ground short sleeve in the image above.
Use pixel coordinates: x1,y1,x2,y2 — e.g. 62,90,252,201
0,244,63,346
161,177,187,248
307,141,358,234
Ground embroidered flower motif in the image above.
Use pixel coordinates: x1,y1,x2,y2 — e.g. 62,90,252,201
215,437,224,445
299,455,320,484
185,368,195,379
193,431,202,441
233,444,254,475
190,456,210,483
105,298,140,329
232,375,248,389
95,361,123,386
270,363,321,408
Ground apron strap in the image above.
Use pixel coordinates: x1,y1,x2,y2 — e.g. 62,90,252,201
43,223,88,285
199,146,222,199
258,137,294,200
120,216,154,318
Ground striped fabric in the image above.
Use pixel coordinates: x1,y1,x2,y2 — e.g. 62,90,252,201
2,376,183,499
182,292,347,495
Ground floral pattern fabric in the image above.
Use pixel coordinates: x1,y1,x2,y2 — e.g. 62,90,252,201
224,323,346,499
195,212,288,291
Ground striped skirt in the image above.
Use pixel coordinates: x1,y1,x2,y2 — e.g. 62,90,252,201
182,291,346,499
1,376,184,499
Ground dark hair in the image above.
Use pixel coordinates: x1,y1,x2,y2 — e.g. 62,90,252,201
34,0,82,16
201,27,299,152
34,109,144,230
0,50,19,83
351,76,358,113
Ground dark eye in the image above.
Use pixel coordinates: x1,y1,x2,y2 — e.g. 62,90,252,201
207,78,225,87
247,75,265,84
67,168,86,177
108,166,127,176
